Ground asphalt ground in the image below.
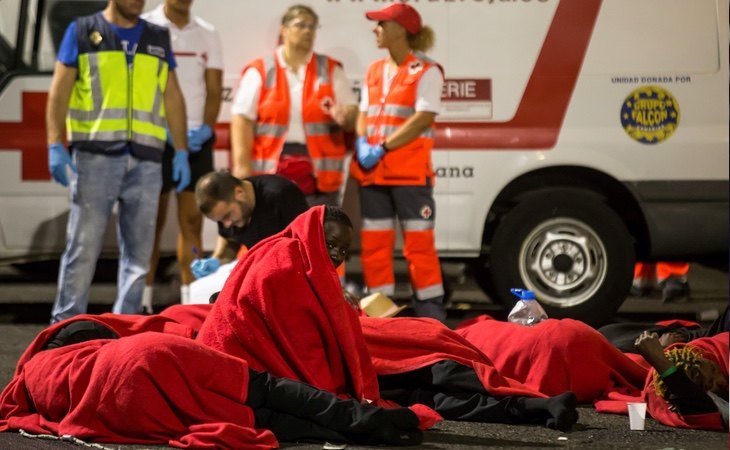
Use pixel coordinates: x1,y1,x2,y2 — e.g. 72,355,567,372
0,261,728,449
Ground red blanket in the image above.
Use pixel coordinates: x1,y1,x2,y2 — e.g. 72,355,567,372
161,304,214,334
361,317,545,398
197,206,378,400
11,313,195,377
596,333,729,430
0,333,277,449
455,316,647,403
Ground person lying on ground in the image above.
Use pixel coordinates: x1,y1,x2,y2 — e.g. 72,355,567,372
598,305,729,353
453,315,647,404
595,331,728,431
0,319,423,447
196,203,577,432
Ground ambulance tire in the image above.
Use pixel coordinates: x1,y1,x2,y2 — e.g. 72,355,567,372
489,189,635,326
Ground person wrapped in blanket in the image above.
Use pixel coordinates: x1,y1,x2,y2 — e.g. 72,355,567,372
634,330,728,429
0,317,423,448
197,205,579,432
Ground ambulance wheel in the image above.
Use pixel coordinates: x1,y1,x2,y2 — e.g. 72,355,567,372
489,189,635,326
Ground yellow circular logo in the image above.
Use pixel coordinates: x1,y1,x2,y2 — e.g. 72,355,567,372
620,85,679,144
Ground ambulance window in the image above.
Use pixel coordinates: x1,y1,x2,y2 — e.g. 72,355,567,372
39,0,107,70
0,0,21,75
584,0,720,74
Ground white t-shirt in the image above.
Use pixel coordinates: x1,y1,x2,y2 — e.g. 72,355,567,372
231,46,357,144
142,5,224,128
359,62,443,114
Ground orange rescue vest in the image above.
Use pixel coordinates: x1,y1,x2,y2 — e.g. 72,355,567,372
350,52,441,186
245,53,347,193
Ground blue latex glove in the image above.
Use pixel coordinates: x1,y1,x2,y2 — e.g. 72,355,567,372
172,150,191,192
187,124,213,152
48,143,76,187
357,140,385,170
190,257,221,279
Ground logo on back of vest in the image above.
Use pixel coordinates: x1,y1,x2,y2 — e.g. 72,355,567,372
89,31,103,47
147,45,166,59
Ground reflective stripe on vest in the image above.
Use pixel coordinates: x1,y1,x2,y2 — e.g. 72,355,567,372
68,51,168,149
350,52,437,186
248,52,347,192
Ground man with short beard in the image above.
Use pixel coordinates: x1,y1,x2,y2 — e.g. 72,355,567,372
189,171,309,280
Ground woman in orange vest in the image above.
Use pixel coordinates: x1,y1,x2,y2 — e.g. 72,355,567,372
351,3,446,321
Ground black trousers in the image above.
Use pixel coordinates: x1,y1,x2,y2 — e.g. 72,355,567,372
378,360,522,424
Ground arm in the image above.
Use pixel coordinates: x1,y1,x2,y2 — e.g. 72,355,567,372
636,331,717,414
211,235,238,263
46,62,77,144
164,71,188,151
230,114,255,179
329,104,358,131
203,68,223,128
356,111,367,137
329,65,358,131
380,111,437,150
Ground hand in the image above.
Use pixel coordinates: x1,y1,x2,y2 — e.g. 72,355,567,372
634,330,665,359
329,104,348,126
48,143,76,187
356,137,385,170
343,288,360,310
658,331,686,348
172,150,191,192
187,124,213,152
190,257,221,279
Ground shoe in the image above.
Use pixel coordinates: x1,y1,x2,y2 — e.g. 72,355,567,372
411,297,447,322
660,277,690,303
629,285,653,297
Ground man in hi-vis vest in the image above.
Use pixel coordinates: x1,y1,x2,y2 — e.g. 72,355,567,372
46,0,190,323
229,4,357,208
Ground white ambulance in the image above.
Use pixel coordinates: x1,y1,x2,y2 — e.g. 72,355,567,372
0,0,727,324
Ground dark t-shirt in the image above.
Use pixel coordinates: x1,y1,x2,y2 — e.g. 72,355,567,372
218,175,309,249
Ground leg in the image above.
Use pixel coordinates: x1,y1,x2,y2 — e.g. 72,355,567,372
114,156,162,314
657,262,690,303
178,138,215,294
176,191,203,288
359,185,397,296
391,184,445,320
246,368,422,446
631,262,656,296
143,192,170,313
51,152,123,323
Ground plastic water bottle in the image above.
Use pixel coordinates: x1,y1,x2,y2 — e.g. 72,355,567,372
507,288,548,326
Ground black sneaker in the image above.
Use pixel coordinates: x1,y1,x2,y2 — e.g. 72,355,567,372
660,277,690,303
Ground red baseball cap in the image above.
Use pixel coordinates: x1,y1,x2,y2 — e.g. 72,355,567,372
365,3,422,35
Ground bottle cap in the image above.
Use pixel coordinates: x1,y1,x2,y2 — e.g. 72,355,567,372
510,288,536,300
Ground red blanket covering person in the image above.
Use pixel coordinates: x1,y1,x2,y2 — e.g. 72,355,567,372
11,313,196,377
595,332,729,430
196,206,440,428
361,316,546,398
455,316,647,403
0,332,277,449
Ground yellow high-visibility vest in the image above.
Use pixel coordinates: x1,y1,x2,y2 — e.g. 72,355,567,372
67,14,171,161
